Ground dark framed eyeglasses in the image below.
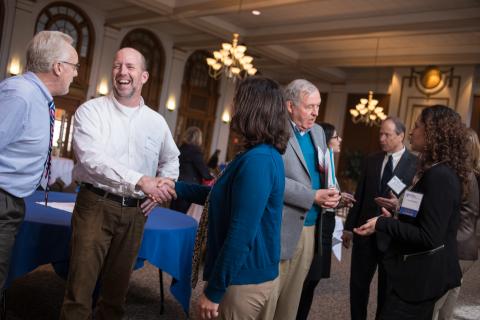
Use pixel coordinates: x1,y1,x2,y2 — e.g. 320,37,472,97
332,135,341,140
60,61,80,71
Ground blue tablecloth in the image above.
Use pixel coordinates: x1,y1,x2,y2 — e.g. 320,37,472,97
6,191,197,312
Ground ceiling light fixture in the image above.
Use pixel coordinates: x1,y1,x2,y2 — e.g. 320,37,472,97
252,10,261,15
206,33,257,81
349,38,387,126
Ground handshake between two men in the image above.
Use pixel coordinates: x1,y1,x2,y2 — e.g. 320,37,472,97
136,176,177,216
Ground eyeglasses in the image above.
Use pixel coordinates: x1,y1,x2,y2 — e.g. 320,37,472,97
332,135,341,140
60,61,80,71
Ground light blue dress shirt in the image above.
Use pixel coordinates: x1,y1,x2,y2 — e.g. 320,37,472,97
0,72,53,198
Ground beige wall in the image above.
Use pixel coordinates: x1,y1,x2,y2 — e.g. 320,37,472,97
389,66,476,130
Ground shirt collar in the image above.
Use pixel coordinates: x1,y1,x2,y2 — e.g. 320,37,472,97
290,120,311,136
23,72,53,103
386,146,405,160
111,94,144,115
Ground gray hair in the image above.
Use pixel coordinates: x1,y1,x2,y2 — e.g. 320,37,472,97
384,116,406,135
284,79,319,106
26,31,74,73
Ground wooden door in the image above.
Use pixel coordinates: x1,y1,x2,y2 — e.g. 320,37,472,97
176,51,219,155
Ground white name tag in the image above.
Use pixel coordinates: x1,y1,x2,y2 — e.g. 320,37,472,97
399,191,423,217
387,176,407,196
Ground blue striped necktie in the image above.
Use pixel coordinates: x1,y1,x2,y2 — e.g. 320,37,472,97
44,99,56,205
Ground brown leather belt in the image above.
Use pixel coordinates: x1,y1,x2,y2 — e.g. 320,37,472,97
82,183,142,207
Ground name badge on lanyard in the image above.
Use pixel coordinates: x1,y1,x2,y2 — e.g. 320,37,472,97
399,191,423,217
387,175,407,196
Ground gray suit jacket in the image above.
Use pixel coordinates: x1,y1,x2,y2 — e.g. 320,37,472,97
281,123,327,260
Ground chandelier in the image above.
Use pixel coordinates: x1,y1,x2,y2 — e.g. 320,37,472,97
206,33,257,81
349,38,386,127
349,91,387,126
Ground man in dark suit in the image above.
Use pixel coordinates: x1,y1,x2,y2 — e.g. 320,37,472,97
342,117,417,320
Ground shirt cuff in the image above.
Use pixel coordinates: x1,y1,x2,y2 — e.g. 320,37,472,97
125,170,144,194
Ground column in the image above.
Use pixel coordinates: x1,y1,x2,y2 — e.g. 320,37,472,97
160,48,188,131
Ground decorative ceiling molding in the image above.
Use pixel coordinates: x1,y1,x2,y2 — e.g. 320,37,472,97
90,0,480,82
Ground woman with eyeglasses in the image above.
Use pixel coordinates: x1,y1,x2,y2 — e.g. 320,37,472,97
296,122,355,320
354,105,468,319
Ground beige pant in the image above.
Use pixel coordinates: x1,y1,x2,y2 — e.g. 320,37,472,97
260,226,315,320
432,260,475,320
216,278,278,320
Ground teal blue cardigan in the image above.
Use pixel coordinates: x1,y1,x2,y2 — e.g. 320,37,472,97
175,143,285,303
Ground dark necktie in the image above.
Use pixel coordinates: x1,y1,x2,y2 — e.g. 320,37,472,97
43,99,56,205
380,155,393,196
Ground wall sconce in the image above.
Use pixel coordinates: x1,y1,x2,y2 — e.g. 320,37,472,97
97,79,109,96
9,57,21,76
221,110,231,123
166,96,176,112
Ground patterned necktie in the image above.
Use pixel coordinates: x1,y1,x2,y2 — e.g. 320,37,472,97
44,99,56,205
380,155,393,196
191,194,210,288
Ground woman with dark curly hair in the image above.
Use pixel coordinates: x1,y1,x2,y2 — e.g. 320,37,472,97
433,128,479,319
354,105,468,319
175,76,290,319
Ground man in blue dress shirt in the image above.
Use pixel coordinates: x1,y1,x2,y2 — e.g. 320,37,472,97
0,30,78,292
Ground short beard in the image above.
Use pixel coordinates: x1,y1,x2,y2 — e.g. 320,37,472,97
113,86,135,99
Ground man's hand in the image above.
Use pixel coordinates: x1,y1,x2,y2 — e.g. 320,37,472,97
341,230,353,249
340,192,356,208
197,293,219,319
374,191,399,212
354,217,379,236
381,207,393,218
136,176,176,203
140,198,158,216
314,189,341,208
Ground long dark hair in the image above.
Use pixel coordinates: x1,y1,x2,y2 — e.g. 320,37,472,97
420,105,469,195
319,122,336,144
231,76,290,154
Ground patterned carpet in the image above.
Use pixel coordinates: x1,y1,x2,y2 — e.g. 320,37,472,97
4,247,480,319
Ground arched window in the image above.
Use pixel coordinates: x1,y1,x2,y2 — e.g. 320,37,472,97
176,50,219,154
35,2,94,89
35,2,94,158
120,29,165,109
0,0,4,51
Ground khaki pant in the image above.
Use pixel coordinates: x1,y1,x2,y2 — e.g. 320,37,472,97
432,260,474,320
216,278,278,319
60,188,146,320
260,226,315,320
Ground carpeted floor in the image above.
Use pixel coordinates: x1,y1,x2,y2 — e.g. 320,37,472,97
4,246,480,319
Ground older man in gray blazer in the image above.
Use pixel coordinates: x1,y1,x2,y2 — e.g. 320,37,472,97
261,79,341,320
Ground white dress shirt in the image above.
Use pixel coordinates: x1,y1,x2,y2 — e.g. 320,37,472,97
380,146,405,178
72,95,180,197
